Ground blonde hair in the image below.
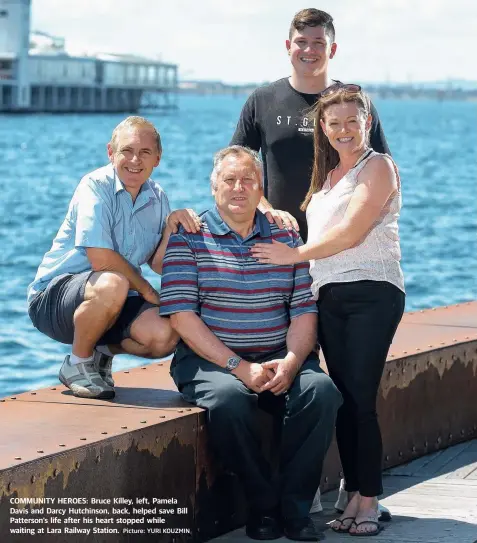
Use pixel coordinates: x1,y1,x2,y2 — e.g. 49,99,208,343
109,116,162,155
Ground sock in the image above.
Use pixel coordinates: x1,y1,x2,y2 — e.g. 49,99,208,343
70,353,94,366
96,345,114,358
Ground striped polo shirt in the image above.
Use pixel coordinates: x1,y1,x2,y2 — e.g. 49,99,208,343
159,206,317,359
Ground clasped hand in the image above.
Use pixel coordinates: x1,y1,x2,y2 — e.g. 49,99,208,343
236,359,298,395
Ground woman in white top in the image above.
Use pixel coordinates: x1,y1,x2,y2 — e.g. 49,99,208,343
252,84,405,537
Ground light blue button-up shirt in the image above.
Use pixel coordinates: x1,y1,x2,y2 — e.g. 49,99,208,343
27,164,171,304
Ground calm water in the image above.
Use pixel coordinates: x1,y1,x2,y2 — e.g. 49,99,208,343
1,95,476,396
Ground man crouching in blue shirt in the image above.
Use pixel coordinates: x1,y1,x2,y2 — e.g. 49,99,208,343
160,145,342,541
27,116,201,400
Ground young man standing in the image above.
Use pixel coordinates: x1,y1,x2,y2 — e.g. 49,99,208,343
230,8,391,520
230,8,390,242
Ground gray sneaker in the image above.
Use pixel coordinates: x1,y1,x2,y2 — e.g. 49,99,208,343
94,350,114,387
59,355,115,399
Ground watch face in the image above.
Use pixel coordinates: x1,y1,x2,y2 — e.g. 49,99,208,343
226,357,240,371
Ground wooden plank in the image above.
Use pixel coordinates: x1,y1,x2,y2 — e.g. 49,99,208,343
465,466,477,480
430,473,477,485
381,477,477,498
441,456,477,479
212,441,477,543
212,520,477,543
385,450,444,476
381,475,435,493
380,494,477,513
378,503,477,522
407,442,474,477
384,440,477,478
461,439,477,453
381,475,477,492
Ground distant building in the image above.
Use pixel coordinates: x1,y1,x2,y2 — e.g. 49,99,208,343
0,0,178,112
178,80,263,97
178,79,477,102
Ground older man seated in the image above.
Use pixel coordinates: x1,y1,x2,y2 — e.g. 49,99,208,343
160,145,342,541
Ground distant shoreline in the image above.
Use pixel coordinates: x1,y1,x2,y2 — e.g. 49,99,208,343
177,88,477,102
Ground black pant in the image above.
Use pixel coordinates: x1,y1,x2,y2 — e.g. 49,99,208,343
317,280,405,497
171,344,342,519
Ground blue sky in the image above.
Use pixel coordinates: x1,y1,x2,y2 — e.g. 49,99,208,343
31,0,475,84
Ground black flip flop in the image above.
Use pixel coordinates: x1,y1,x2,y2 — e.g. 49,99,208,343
336,505,391,522
330,517,355,533
349,519,383,537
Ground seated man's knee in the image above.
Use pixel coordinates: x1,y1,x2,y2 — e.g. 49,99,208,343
87,272,129,311
308,372,343,414
208,380,254,420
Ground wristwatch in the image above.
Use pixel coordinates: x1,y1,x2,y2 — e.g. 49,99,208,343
225,356,242,372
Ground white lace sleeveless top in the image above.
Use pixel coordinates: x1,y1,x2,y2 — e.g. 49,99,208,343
307,150,405,299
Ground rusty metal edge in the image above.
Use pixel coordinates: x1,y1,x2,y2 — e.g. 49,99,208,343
1,302,476,541
1,414,200,543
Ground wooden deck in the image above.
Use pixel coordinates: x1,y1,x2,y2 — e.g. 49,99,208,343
212,440,477,543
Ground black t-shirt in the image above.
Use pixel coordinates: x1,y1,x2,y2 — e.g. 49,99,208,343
230,77,390,241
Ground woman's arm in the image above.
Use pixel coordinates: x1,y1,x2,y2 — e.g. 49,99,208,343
251,156,398,265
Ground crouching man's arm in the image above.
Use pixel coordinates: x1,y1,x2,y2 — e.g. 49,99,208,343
87,248,160,305
74,178,161,305
149,209,202,275
260,313,317,395
170,312,274,393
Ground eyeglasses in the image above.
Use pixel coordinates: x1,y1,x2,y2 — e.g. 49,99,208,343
321,83,362,97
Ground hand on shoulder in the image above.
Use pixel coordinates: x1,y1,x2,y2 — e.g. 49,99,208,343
167,209,202,234
259,205,299,232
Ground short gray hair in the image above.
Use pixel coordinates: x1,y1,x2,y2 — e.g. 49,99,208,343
110,116,162,155
210,145,263,190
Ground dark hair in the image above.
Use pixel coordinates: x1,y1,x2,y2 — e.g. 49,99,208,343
289,8,335,43
301,87,371,211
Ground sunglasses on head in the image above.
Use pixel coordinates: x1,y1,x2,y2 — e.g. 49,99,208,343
321,83,362,97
